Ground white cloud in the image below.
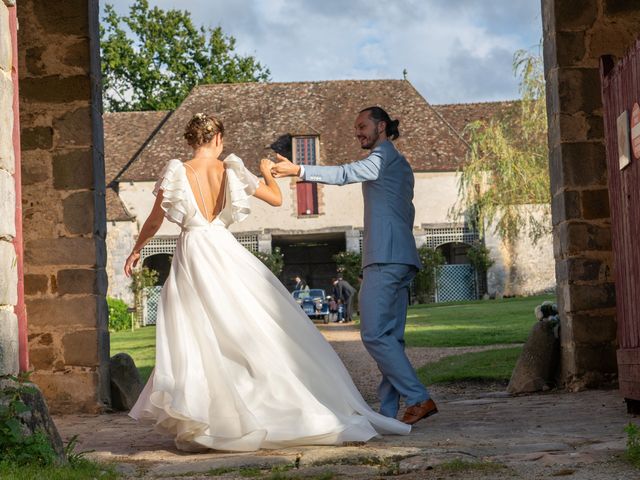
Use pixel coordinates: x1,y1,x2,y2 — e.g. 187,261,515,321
101,0,542,104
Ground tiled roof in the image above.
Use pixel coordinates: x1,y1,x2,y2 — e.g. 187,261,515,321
106,187,135,222
432,101,518,141
118,80,474,181
103,110,171,184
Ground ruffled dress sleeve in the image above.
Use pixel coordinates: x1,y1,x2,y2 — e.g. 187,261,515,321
153,159,195,226
223,153,260,224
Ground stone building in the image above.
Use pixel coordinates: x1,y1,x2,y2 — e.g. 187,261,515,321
104,80,556,321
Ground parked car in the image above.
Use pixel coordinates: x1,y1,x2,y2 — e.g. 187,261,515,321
293,289,330,323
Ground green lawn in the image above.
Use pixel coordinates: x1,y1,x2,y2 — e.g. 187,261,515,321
110,295,553,385
110,326,156,382
404,294,555,347
418,347,523,384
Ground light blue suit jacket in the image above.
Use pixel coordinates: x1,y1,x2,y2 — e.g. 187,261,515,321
302,140,421,269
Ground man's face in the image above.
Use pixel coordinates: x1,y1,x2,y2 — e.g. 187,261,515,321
354,111,383,150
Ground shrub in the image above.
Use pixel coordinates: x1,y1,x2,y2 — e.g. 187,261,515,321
253,247,284,276
107,297,131,332
0,373,58,466
414,246,446,304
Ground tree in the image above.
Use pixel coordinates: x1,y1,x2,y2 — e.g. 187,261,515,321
101,0,270,112
452,47,550,244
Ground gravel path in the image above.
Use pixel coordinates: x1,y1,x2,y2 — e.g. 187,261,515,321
318,322,517,403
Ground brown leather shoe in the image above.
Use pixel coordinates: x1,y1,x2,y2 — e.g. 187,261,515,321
401,399,438,425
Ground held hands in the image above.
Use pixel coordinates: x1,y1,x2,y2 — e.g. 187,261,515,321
124,250,140,278
259,158,275,177
271,153,301,178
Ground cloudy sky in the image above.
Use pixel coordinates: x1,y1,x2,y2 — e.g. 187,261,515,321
101,0,543,105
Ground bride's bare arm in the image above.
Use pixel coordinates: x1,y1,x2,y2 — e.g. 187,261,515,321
124,191,166,277
253,159,282,207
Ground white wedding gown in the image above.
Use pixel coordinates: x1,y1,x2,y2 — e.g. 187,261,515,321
129,154,411,452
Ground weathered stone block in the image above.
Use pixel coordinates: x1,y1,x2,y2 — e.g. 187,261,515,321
568,313,617,344
0,72,14,171
21,126,53,150
563,282,616,312
572,342,618,375
0,2,11,72
34,1,89,36
28,332,53,346
556,255,613,284
53,107,92,146
24,273,48,295
25,237,96,265
27,295,98,329
555,222,612,258
62,330,98,367
62,39,90,69
0,240,17,305
0,169,16,237
555,0,598,31
63,191,94,234
20,149,51,185
56,268,98,295
25,45,46,76
0,309,18,375
557,68,602,115
29,370,102,414
556,30,586,66
29,345,57,370
551,189,581,226
581,189,610,220
52,148,93,189
604,0,640,16
589,24,640,59
19,75,91,104
559,142,607,188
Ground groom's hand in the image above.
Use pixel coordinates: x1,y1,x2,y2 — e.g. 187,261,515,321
271,153,301,178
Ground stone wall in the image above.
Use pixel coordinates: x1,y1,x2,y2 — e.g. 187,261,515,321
0,0,18,376
542,0,640,388
485,206,556,297
105,220,136,305
17,0,109,412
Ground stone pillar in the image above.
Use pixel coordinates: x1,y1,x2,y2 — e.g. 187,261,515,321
542,0,640,389
18,0,109,412
0,0,19,376
258,232,273,253
345,229,361,253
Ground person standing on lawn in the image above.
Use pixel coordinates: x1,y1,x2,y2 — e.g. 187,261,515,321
271,106,437,424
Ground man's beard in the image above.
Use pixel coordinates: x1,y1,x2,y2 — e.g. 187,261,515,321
360,131,379,150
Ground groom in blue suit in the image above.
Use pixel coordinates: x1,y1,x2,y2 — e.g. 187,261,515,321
272,107,437,425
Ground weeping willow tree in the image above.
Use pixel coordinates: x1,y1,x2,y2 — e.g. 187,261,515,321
452,48,551,245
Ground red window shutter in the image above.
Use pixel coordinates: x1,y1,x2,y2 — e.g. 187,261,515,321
297,182,317,215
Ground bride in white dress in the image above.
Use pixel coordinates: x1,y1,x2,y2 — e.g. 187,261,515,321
124,113,410,452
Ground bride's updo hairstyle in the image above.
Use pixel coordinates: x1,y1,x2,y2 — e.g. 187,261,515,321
184,112,225,148
359,106,400,140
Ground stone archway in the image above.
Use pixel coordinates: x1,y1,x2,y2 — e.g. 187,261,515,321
3,1,640,415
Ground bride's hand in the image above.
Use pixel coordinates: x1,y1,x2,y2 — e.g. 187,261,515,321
260,158,275,177
124,250,140,277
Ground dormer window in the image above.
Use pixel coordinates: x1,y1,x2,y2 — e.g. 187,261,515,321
293,136,319,216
